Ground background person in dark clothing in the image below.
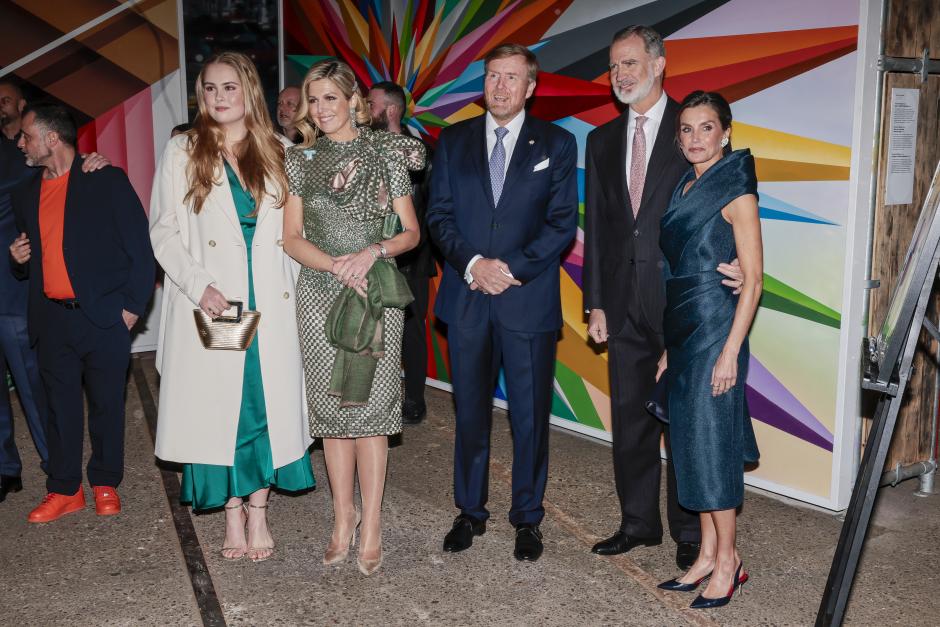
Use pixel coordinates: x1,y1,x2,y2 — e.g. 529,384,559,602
367,81,436,424
0,80,47,502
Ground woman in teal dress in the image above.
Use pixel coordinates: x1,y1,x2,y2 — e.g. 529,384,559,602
177,161,315,553
150,52,314,563
655,92,762,608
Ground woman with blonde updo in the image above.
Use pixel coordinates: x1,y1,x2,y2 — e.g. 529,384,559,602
282,59,425,575
150,51,315,562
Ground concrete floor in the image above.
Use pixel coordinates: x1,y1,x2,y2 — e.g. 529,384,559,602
0,352,937,626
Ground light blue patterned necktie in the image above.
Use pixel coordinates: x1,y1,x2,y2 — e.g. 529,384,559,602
489,126,509,204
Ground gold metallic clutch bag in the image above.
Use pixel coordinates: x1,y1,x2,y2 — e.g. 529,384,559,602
193,301,261,351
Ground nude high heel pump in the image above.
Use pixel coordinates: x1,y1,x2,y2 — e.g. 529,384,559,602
357,531,383,576
323,509,361,565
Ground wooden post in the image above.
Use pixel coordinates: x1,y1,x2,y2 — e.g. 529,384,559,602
866,0,940,468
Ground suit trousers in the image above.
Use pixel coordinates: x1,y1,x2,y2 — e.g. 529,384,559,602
401,270,429,407
448,311,557,526
38,302,130,494
608,292,700,543
0,314,48,475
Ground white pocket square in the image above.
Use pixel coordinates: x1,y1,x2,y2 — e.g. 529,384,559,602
533,158,550,172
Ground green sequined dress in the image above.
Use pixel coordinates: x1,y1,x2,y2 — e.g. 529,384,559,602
180,161,315,511
285,128,425,438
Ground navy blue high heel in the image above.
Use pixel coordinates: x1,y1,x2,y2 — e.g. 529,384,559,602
689,562,748,609
657,571,711,592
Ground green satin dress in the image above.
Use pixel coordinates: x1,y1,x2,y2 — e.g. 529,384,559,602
180,161,315,511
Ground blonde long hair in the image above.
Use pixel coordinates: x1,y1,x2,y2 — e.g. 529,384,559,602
184,51,287,215
295,59,371,148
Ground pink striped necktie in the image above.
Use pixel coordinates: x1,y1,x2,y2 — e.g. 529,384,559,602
629,115,647,218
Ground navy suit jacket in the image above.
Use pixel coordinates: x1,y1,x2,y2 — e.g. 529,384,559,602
11,155,155,345
427,113,578,333
0,134,32,317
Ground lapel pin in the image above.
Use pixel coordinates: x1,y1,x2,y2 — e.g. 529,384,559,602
303,149,316,160
528,139,535,145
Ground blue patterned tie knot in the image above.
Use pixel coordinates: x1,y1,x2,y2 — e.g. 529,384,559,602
489,126,509,204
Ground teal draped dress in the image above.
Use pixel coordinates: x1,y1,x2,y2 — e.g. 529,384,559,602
180,161,315,511
660,149,760,512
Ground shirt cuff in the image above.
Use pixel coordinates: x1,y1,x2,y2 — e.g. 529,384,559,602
464,254,483,284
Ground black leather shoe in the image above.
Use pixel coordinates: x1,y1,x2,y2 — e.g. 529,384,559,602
591,530,661,556
514,524,543,562
675,541,701,570
402,399,426,425
0,475,23,503
443,514,486,552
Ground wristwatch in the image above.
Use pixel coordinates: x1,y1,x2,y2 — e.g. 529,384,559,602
376,243,387,259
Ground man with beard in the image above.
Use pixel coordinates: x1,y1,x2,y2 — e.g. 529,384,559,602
583,25,709,569
1,85,111,504
8,103,153,522
274,86,301,143
428,44,578,562
367,81,435,424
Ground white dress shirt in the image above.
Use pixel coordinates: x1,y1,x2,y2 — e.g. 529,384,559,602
625,90,668,182
464,110,527,283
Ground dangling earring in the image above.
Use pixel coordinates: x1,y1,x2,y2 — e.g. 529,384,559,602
349,107,357,130
720,136,729,147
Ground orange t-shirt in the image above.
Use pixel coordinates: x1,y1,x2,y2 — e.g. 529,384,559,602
39,171,76,299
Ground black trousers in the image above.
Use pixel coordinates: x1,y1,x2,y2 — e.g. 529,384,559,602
608,291,700,543
402,271,429,407
37,302,130,494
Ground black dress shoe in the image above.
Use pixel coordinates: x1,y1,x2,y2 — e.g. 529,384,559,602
675,541,701,570
514,524,543,562
591,530,661,556
0,475,23,503
402,399,427,425
443,514,486,552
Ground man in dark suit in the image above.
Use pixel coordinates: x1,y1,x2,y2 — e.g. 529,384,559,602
428,44,578,562
583,25,705,569
8,103,154,523
367,81,436,424
0,80,48,502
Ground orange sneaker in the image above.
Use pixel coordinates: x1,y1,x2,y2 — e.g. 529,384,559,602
28,489,86,523
92,486,121,516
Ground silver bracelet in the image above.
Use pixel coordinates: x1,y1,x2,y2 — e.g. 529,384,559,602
367,245,379,260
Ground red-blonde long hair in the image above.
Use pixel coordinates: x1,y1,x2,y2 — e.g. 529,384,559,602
184,51,287,215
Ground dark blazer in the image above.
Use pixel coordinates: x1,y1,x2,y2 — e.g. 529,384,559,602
0,134,32,317
11,156,155,344
427,113,578,333
582,97,689,335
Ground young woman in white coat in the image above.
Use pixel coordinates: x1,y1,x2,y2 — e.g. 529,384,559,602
149,52,314,562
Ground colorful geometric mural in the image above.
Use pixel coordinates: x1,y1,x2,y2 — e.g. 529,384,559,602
284,0,861,503
0,0,183,214
1,0,185,352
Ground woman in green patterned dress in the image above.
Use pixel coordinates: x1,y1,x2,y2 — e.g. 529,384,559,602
283,59,424,575
151,52,315,563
